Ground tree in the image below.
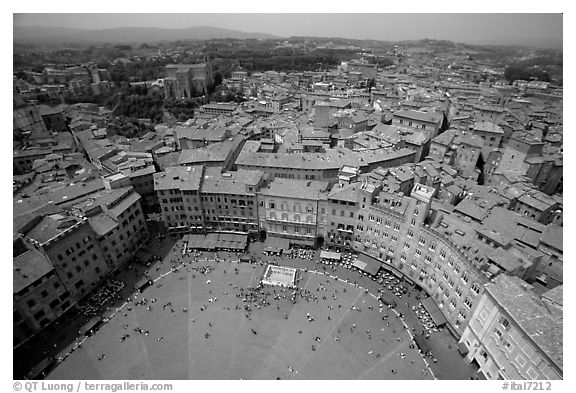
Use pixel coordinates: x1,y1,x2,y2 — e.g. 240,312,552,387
213,72,223,87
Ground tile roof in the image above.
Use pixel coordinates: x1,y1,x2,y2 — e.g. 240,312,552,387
261,178,329,200
393,109,443,124
486,274,563,371
13,249,54,294
153,166,204,191
540,224,562,252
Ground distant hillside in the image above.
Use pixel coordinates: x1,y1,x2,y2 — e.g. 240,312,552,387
13,25,280,45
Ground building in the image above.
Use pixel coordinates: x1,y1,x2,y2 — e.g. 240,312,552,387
472,121,504,152
392,110,444,137
324,182,361,250
13,245,72,348
154,166,205,233
19,214,109,304
178,137,244,171
199,103,237,117
200,169,266,233
80,188,149,270
430,129,484,180
174,126,230,149
164,63,213,98
258,178,330,247
459,274,562,380
351,182,488,337
236,141,416,182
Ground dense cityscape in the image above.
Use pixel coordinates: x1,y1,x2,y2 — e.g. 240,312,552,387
13,18,563,382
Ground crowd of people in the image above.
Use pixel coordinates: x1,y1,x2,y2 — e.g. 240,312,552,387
79,279,126,317
285,247,315,260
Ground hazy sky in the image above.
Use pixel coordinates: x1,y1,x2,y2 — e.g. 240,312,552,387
13,13,563,46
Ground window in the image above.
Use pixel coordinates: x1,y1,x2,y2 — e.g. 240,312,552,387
349,212,354,218
455,287,462,297
472,283,480,295
415,249,422,258
407,230,414,238
411,218,416,226
464,297,473,309
440,249,446,259
500,317,510,330
458,310,466,320
384,219,391,228
27,299,35,308
515,354,526,367
429,243,436,251
403,242,410,250
391,235,398,243
393,223,400,231
413,209,419,216
419,237,426,245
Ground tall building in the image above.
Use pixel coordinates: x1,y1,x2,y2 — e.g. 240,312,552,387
350,182,487,336
164,62,213,99
154,166,205,233
258,178,330,247
200,169,265,234
13,187,149,347
459,275,562,380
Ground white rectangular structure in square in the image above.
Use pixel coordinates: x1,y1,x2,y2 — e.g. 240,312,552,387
262,265,297,288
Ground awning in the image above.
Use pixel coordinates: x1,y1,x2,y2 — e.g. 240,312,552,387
135,277,153,291
421,297,448,326
356,253,382,276
414,334,432,354
26,357,57,379
204,233,219,250
188,234,206,249
79,317,103,336
291,238,315,247
458,342,469,356
320,251,341,260
265,236,290,251
379,293,396,307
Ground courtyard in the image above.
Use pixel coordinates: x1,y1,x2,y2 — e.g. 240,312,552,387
45,237,478,380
